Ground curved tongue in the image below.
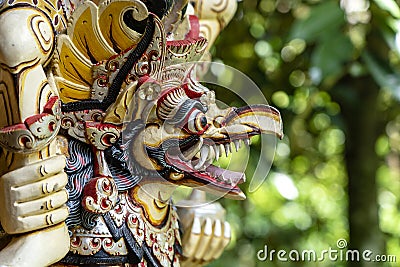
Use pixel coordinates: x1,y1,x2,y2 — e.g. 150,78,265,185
166,150,245,186
205,164,246,186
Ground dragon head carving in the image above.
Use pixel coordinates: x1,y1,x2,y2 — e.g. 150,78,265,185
126,79,283,200
55,0,282,205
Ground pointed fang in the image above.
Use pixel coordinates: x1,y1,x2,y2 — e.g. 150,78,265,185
243,138,250,146
234,140,240,152
224,143,230,157
213,144,220,161
194,145,209,170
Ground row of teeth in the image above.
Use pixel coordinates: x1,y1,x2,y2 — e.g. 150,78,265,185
180,138,252,171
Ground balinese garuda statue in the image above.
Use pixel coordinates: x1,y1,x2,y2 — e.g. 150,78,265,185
0,0,283,266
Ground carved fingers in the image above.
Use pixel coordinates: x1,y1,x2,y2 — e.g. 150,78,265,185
177,195,232,267
12,172,68,202
14,190,68,215
13,207,69,231
1,156,66,186
202,220,231,262
0,155,69,234
181,216,231,267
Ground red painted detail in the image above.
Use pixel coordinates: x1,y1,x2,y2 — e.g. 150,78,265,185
48,121,56,132
102,179,111,192
43,96,59,114
186,15,200,39
96,75,108,87
137,75,151,87
24,113,49,126
71,236,81,246
0,123,27,132
166,37,203,47
182,83,204,99
103,238,112,247
115,205,123,213
82,176,118,214
82,178,100,205
150,233,157,242
91,237,100,247
156,87,181,109
101,197,110,209
84,121,121,131
22,97,59,127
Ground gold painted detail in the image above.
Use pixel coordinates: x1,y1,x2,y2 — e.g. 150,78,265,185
70,217,128,256
52,0,210,106
160,38,208,90
69,193,181,266
53,0,162,104
97,0,146,52
165,38,208,66
87,12,166,102
193,0,237,48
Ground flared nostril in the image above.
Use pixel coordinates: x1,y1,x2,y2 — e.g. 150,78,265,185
213,116,224,128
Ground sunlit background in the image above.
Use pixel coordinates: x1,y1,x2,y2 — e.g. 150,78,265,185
206,0,400,266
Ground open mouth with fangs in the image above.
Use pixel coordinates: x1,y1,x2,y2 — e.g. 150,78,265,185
144,104,283,200
163,135,256,200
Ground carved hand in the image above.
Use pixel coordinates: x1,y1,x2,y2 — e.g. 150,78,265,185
177,190,232,267
0,155,70,266
0,155,69,234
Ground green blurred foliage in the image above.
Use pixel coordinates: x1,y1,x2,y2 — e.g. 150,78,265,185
206,0,400,266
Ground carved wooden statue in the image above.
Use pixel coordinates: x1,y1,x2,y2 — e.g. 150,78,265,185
0,0,283,266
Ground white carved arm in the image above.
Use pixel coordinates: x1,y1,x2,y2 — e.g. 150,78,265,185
0,4,70,266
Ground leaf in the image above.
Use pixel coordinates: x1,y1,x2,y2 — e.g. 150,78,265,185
362,52,400,101
310,32,354,83
373,0,400,19
369,6,399,52
288,0,346,42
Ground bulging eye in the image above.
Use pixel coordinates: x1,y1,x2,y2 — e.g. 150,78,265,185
187,110,209,134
